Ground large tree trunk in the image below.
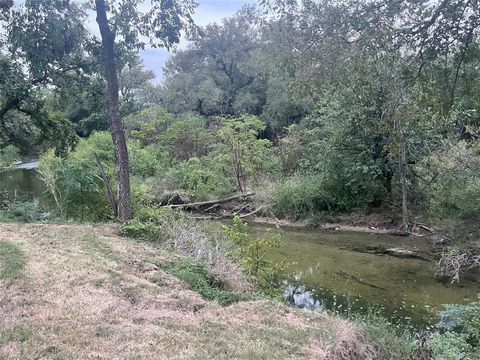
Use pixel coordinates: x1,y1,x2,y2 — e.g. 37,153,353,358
95,0,133,220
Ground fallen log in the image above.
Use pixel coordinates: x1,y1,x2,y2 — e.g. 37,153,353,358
165,192,255,210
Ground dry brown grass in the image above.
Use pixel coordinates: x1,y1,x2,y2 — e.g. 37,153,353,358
0,223,376,359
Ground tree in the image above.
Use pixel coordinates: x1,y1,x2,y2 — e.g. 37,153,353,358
162,6,265,116
216,115,274,192
119,57,160,116
0,0,88,154
93,0,196,220
95,0,132,220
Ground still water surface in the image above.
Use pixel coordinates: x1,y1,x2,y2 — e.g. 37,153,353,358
249,223,480,326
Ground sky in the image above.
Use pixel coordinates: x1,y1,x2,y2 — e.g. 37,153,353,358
141,0,252,83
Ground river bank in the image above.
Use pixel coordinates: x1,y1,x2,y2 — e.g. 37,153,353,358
0,222,410,359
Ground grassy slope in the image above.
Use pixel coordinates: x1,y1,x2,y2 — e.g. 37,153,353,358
0,223,375,359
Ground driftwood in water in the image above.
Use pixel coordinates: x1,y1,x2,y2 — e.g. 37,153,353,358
347,245,431,261
165,192,255,210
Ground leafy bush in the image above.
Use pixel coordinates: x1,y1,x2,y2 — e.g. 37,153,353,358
37,131,165,222
159,114,214,162
436,302,480,346
120,218,161,240
128,144,162,178
223,216,287,293
166,259,247,306
38,147,111,221
417,141,480,221
124,105,175,145
0,200,48,223
426,301,480,359
163,157,235,200
0,145,20,168
214,115,281,192
427,331,472,360
273,175,333,219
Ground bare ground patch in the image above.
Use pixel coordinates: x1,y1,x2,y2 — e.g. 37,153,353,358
0,223,376,359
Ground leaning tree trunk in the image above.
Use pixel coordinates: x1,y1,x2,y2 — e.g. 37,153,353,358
95,0,133,220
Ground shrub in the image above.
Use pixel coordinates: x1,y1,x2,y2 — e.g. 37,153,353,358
416,141,480,221
120,218,161,240
223,216,287,294
128,144,162,178
273,175,334,219
436,302,480,347
215,115,281,192
159,115,214,161
124,105,175,145
427,331,472,360
163,157,235,200
0,200,48,223
425,301,480,359
37,131,166,222
0,145,20,168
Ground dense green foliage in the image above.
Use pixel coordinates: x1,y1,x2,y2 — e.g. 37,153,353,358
223,216,287,293
0,144,19,168
2,0,479,229
427,302,480,359
37,132,162,221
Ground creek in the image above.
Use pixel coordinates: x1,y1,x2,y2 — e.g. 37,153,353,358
249,223,480,327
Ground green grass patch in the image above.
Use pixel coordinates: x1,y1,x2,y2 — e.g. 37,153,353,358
0,325,33,345
166,260,249,306
0,240,26,280
354,312,416,360
80,233,119,261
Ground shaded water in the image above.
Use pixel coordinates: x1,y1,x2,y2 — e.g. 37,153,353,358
0,162,44,202
249,223,480,326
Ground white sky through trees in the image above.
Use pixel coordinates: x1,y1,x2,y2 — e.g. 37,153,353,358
11,0,251,82
142,0,251,82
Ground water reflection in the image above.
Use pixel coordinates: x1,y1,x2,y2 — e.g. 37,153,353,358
285,283,324,311
248,223,480,327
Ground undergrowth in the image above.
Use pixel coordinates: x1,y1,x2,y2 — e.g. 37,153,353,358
166,259,253,306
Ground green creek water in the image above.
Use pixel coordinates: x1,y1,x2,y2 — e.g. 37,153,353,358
249,223,480,327
1,165,479,326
